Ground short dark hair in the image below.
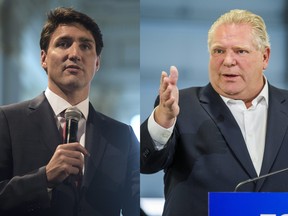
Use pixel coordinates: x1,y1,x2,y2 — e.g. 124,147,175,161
40,7,104,55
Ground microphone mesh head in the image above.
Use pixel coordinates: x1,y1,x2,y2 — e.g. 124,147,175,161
64,107,82,121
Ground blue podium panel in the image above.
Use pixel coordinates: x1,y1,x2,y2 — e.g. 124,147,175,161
209,192,288,216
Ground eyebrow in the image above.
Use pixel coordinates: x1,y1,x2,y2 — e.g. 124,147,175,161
211,44,252,50
55,36,95,44
79,37,95,44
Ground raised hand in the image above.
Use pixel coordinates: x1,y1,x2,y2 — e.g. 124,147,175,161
154,66,180,128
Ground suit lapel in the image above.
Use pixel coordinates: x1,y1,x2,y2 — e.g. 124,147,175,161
28,96,108,188
199,84,258,179
256,85,288,190
83,104,107,187
28,93,62,154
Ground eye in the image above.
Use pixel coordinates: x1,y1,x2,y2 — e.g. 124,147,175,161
80,42,93,50
237,49,249,54
80,43,92,50
56,40,71,48
212,48,225,55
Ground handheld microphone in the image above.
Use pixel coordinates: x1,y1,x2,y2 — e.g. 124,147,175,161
234,167,288,192
64,107,82,143
63,107,83,189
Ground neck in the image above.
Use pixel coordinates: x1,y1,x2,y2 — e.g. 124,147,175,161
63,93,88,105
244,101,253,109
48,85,89,106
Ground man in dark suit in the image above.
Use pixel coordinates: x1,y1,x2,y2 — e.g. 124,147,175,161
0,7,139,216
141,9,288,215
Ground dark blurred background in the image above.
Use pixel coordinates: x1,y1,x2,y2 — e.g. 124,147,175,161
0,0,140,139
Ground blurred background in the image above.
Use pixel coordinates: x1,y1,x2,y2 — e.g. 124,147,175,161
140,0,288,215
0,0,140,139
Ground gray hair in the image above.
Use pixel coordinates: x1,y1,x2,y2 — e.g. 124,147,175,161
208,9,270,52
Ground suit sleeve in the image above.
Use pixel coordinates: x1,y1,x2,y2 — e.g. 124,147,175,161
0,107,51,213
140,94,178,174
140,117,177,174
122,126,140,216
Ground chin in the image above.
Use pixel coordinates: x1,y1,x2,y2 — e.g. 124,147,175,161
63,81,82,90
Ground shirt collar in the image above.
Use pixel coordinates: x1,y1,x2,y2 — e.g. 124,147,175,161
220,76,269,108
44,87,89,119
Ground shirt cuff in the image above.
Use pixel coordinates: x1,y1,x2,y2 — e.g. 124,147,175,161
147,108,175,150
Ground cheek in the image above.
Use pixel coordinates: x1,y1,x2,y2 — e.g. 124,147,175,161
209,57,222,68
47,50,64,62
87,58,98,72
209,59,221,77
209,66,219,83
244,60,263,77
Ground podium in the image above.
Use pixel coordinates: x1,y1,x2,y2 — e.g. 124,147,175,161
209,192,288,216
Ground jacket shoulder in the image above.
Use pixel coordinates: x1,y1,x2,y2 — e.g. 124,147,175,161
178,86,205,105
0,93,45,114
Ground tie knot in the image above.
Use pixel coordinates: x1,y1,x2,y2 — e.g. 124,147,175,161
58,106,85,144
65,107,82,122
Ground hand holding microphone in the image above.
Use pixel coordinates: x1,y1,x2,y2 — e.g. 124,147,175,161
46,107,89,188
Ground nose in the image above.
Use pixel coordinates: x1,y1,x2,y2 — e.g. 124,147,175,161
68,43,81,62
223,50,236,67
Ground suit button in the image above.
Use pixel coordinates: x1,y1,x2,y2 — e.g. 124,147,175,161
142,148,150,158
27,201,41,213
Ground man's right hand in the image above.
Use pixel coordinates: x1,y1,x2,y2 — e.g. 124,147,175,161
45,143,89,188
154,66,180,128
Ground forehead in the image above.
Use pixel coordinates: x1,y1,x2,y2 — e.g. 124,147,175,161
211,23,254,47
50,23,95,43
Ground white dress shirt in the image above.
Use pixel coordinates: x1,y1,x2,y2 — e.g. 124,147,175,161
148,79,269,175
220,80,268,175
44,88,89,148
44,88,89,193
147,108,175,150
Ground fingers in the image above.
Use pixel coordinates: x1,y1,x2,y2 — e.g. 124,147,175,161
159,66,178,91
160,71,167,86
159,66,179,104
169,66,178,85
155,66,180,128
46,143,89,187
163,94,177,109
56,156,83,176
59,142,90,157
159,71,168,95
159,66,178,93
55,143,88,172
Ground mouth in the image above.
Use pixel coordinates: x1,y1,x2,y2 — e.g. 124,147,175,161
64,65,83,74
223,74,239,78
221,73,240,82
65,65,82,70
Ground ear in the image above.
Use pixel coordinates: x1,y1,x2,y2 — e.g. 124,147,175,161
41,50,48,71
95,55,101,72
262,47,270,70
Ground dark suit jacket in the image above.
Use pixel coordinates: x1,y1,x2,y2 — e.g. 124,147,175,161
0,93,139,216
141,83,288,216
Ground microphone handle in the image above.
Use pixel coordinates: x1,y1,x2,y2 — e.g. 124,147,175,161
63,118,81,188
65,118,79,143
